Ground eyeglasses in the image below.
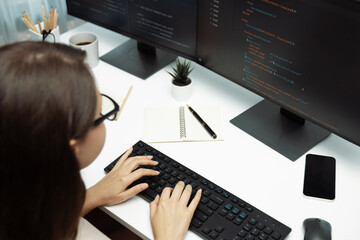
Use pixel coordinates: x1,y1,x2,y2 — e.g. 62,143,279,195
93,94,120,126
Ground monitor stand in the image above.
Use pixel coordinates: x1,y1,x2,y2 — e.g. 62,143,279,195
230,100,330,161
100,39,177,79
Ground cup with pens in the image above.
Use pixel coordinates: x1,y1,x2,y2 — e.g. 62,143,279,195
21,5,59,43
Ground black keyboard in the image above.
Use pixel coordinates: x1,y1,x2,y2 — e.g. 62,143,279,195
104,141,291,240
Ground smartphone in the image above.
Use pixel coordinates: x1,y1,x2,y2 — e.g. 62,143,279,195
303,154,336,200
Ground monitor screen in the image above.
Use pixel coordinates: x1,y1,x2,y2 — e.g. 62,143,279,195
67,0,197,57
197,0,360,149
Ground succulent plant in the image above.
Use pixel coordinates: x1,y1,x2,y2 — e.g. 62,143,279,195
168,58,194,86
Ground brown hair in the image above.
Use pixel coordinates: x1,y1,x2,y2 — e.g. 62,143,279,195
0,42,97,239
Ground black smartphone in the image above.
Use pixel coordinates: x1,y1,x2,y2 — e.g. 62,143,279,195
303,154,336,200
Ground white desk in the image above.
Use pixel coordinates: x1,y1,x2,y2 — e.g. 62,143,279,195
61,23,360,240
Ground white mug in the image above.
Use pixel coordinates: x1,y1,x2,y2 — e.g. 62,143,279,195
69,32,99,68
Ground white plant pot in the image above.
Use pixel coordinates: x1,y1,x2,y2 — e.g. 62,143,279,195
172,81,192,102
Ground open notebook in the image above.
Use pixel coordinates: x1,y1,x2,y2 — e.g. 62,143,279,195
143,105,223,143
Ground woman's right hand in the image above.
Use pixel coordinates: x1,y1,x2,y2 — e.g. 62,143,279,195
150,181,202,240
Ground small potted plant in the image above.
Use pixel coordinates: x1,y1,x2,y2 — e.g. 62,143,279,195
168,58,194,101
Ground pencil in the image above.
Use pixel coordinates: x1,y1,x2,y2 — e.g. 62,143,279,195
38,20,42,33
49,7,53,30
53,8,58,29
23,12,36,30
22,12,38,33
21,16,38,33
42,4,47,31
115,85,133,120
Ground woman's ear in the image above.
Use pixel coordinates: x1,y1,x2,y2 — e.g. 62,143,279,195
69,139,79,156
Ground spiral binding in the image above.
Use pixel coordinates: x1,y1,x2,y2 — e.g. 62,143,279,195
179,106,186,139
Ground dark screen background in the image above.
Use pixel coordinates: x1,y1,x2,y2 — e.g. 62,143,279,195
197,0,360,146
67,0,197,56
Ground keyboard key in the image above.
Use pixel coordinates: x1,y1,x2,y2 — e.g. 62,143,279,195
170,170,179,177
157,179,166,186
215,188,222,194
190,182,198,189
185,169,192,176
203,190,211,197
271,232,282,240
202,227,211,234
209,232,219,239
264,227,273,235
246,207,254,212
238,230,247,237
239,212,248,220
198,204,214,216
191,173,199,179
155,187,163,194
172,162,179,168
226,213,236,221
200,196,209,205
176,174,185,181
191,218,202,228
259,233,268,240
219,209,228,216
209,195,224,205
231,198,239,204
195,211,208,222
231,208,240,215
250,228,260,236
249,217,257,225
162,173,170,180
143,188,157,199
168,177,177,184
201,179,208,185
149,182,157,189
225,204,233,211
256,222,265,230
243,223,252,232
208,201,219,211
222,192,230,198
178,166,186,172
215,225,224,233
184,178,191,185
233,217,242,226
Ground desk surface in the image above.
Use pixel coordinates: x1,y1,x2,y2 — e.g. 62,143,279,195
61,23,360,240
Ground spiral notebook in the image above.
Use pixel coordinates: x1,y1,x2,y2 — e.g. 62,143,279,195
143,105,223,143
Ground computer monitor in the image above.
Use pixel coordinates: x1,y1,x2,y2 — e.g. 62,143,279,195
66,0,197,79
196,0,360,160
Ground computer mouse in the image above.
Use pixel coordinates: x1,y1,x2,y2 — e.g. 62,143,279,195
303,218,332,240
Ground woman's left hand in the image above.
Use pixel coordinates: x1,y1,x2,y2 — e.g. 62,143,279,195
82,147,159,216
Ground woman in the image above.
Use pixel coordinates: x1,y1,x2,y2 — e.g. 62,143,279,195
0,41,201,240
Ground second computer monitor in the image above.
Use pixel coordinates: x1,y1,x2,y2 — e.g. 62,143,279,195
197,0,360,160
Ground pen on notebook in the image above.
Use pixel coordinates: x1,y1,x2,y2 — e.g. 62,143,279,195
186,104,217,139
